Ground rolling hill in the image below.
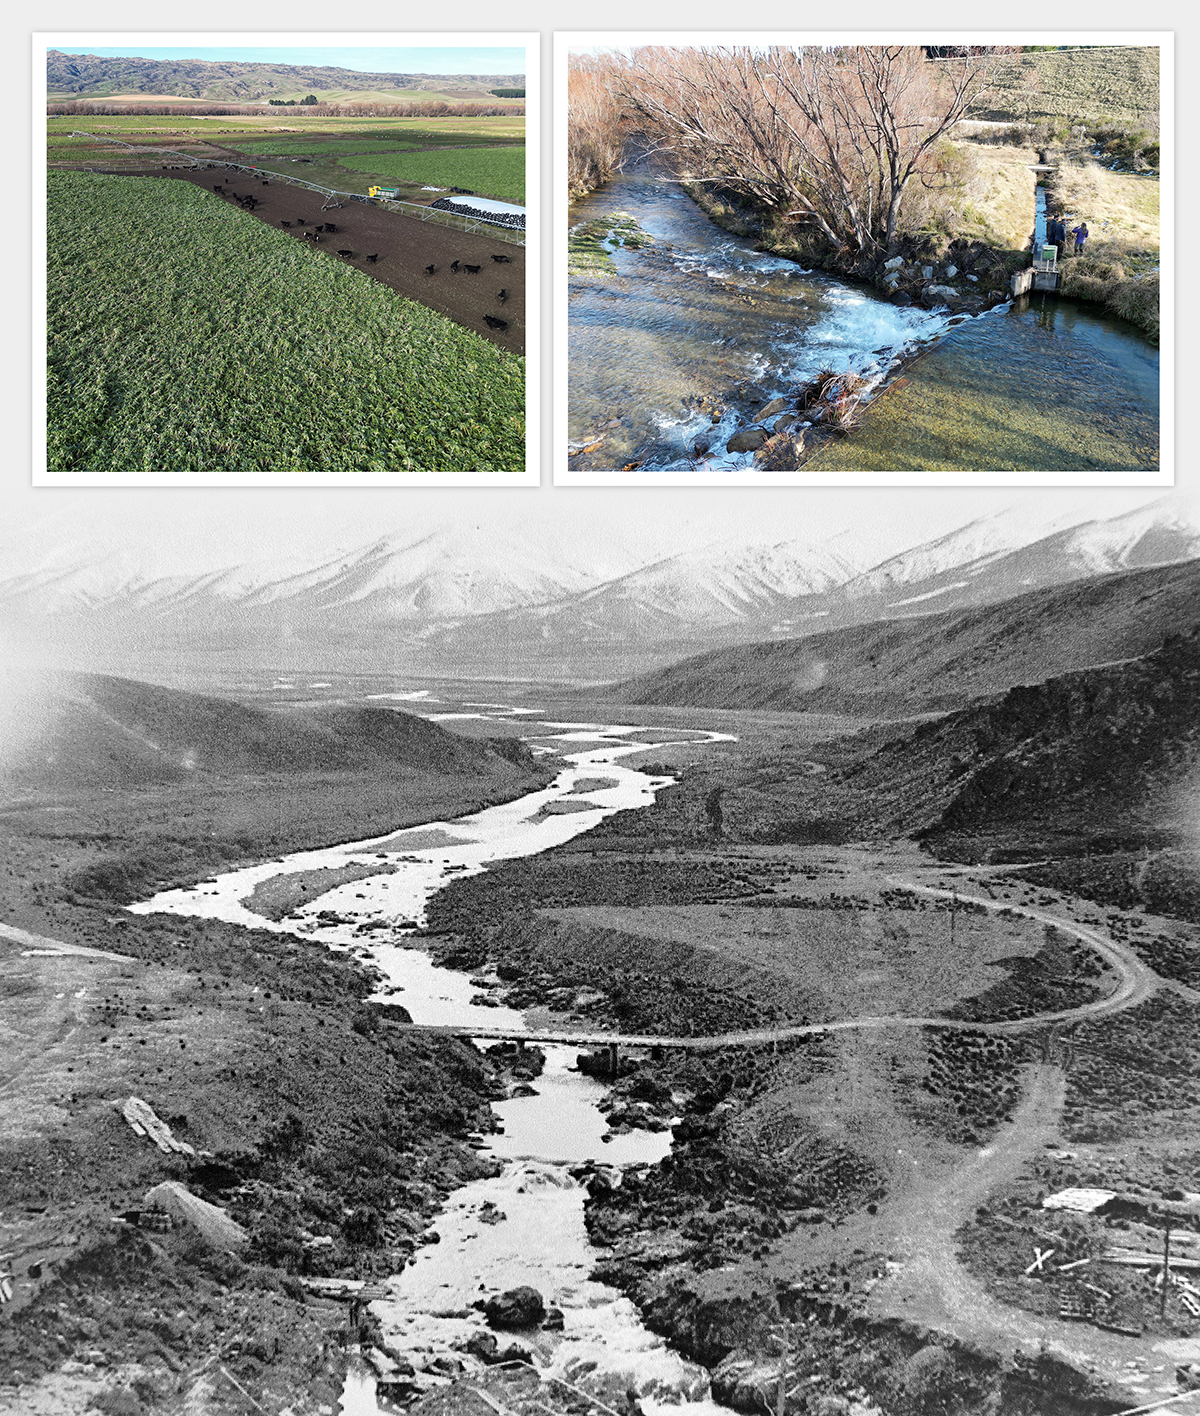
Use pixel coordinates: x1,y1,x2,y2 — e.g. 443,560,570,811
46,51,524,104
0,672,535,791
605,558,1200,718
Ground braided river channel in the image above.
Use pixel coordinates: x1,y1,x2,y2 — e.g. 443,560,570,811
131,701,737,1416
567,171,1159,473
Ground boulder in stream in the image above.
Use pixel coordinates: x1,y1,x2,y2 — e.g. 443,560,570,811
483,1285,546,1330
726,428,768,454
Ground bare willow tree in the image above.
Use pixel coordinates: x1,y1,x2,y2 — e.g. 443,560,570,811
566,52,629,193
618,45,996,256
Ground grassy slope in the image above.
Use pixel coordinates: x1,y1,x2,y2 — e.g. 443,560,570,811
607,560,1200,718
968,46,1160,127
947,140,1038,251
46,172,524,473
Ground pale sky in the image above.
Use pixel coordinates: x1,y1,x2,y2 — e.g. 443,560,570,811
1,485,1181,583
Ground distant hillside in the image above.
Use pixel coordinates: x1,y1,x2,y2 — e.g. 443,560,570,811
872,629,1200,850
966,45,1160,127
46,51,523,103
0,672,533,790
607,559,1200,718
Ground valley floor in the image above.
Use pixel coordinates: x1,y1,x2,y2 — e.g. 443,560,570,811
2,696,1198,1416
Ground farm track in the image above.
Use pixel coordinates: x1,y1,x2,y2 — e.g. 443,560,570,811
82,166,525,356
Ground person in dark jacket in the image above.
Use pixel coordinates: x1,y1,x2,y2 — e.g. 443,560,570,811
1049,217,1065,261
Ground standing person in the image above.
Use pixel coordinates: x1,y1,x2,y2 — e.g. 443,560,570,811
1051,216,1065,262
1071,221,1089,255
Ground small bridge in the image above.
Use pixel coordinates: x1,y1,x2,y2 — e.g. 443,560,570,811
388,878,1158,1076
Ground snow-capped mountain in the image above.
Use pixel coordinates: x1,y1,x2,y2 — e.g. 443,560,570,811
0,497,1195,679
817,497,1200,622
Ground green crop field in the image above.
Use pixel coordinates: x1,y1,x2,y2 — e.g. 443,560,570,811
339,147,524,204
222,138,422,156
46,172,524,473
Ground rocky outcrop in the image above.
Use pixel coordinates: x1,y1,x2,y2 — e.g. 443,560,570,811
142,1181,247,1252
483,1285,546,1330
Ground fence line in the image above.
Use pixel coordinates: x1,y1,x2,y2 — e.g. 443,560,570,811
69,132,526,247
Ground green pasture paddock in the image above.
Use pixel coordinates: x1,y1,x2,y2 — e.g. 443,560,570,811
46,172,524,473
339,146,525,204
223,138,422,156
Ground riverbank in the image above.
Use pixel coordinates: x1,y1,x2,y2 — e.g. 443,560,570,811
0,749,555,1415
567,168,1158,473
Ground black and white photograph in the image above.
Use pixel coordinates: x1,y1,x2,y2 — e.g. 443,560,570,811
2,484,1199,1416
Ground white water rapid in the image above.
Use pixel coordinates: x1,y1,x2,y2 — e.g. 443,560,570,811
130,708,736,1416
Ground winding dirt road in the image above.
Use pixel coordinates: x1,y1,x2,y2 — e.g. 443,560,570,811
407,874,1160,1051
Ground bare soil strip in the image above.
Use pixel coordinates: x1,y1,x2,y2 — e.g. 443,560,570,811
80,167,525,356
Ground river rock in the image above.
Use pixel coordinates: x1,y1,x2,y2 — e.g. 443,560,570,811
726,428,767,454
142,1182,246,1253
924,284,960,304
921,265,934,279
890,291,912,306
883,255,905,270
966,273,979,282
484,1286,545,1330
751,397,790,422
773,413,799,433
543,1307,565,1332
712,1352,784,1413
944,264,958,278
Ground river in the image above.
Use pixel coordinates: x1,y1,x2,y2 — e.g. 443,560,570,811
130,707,736,1415
567,171,1159,473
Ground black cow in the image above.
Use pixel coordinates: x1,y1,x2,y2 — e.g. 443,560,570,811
483,315,508,331
450,260,460,273
366,253,379,263
281,220,293,228
337,249,354,258
497,289,508,302
424,264,436,275
324,223,338,233
463,264,481,274
491,253,511,263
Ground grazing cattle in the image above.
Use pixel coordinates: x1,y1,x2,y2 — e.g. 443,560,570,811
497,289,508,302
281,220,293,228
213,185,224,193
296,218,308,226
262,180,269,186
463,264,481,274
337,249,354,258
491,253,511,263
483,315,508,331
324,223,338,233
424,264,437,275
366,253,379,263
450,260,460,273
